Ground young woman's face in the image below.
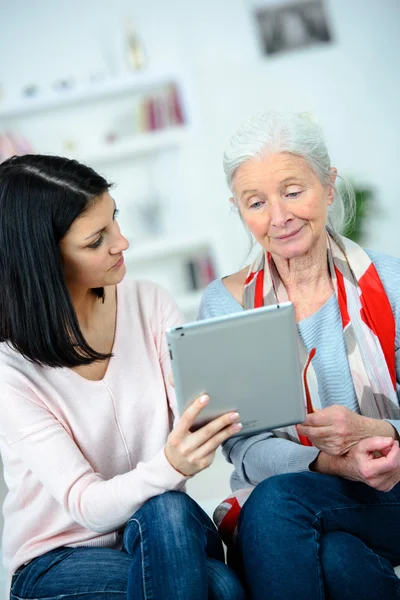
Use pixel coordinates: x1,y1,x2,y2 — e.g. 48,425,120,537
60,192,129,291
233,152,335,261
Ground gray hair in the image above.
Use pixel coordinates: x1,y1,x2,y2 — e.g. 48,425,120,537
223,111,355,235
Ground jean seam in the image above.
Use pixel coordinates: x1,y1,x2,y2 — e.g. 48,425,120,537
128,517,148,600
10,593,126,599
311,501,400,525
312,527,325,600
310,503,400,598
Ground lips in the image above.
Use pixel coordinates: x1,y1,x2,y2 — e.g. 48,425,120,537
275,226,304,240
111,255,124,269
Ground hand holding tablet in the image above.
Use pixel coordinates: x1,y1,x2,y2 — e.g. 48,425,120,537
164,393,242,476
167,302,306,437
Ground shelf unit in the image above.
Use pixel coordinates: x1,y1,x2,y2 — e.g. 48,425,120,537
80,125,186,165
0,71,190,164
0,72,216,320
0,72,185,120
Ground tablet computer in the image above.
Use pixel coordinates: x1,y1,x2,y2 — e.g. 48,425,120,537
166,302,306,437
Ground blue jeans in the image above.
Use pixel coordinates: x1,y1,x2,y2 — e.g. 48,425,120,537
10,491,246,600
237,472,400,600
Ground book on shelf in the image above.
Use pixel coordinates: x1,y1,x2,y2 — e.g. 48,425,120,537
135,83,185,133
185,253,217,292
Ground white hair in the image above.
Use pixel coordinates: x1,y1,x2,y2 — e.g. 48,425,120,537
223,111,354,235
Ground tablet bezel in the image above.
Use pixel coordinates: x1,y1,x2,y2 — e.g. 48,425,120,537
166,302,306,436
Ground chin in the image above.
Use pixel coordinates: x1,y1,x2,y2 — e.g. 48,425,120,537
269,240,315,261
109,264,127,284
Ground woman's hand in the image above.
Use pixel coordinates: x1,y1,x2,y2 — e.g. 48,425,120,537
164,394,242,477
314,437,400,492
297,404,397,456
345,437,400,491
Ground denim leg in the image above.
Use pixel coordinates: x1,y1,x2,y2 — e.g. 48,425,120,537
321,531,400,600
238,472,400,600
206,557,247,600
123,490,246,600
10,547,131,599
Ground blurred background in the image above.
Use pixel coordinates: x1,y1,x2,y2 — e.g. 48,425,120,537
0,0,399,584
1,0,399,323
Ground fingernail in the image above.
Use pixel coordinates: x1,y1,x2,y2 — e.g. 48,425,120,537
199,395,209,404
230,412,240,422
232,422,243,431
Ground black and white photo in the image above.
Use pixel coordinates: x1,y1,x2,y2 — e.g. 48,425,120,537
255,0,332,56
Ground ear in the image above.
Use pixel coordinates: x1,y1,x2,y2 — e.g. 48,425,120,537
327,168,337,206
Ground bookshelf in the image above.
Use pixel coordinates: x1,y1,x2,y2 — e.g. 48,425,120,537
0,72,217,319
0,72,187,120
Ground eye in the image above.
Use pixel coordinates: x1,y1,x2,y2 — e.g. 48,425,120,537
249,199,264,210
286,191,301,199
113,208,119,219
88,235,104,249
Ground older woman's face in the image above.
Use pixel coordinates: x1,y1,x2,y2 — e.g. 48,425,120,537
233,152,335,260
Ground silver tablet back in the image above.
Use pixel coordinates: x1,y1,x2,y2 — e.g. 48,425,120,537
167,302,306,436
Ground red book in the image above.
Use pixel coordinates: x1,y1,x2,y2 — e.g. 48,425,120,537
147,97,157,130
170,84,185,125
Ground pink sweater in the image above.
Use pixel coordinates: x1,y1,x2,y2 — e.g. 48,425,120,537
0,279,188,590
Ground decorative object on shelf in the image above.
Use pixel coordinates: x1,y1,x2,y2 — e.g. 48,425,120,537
253,0,332,57
341,181,375,244
53,77,76,93
22,84,40,98
0,131,33,163
104,131,118,145
124,17,147,72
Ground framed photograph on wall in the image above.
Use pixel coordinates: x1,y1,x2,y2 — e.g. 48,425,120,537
253,0,333,56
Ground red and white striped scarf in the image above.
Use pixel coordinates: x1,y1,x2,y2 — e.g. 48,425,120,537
243,228,399,445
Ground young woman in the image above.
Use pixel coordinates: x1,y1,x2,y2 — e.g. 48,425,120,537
0,154,245,600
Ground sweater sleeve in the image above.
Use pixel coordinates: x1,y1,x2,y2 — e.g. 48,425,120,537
0,382,188,535
222,433,320,490
155,284,185,426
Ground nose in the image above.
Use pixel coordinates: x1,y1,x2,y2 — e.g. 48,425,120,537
110,224,130,254
269,198,291,228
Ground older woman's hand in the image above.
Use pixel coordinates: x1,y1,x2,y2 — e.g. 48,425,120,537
345,437,400,492
297,404,397,456
312,437,400,492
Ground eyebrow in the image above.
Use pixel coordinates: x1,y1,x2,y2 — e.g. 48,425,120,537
281,177,302,185
85,226,105,241
84,202,117,240
240,189,259,199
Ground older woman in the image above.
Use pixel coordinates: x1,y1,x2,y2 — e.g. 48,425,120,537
199,112,400,599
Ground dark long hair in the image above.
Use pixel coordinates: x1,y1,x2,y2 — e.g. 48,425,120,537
0,154,114,368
